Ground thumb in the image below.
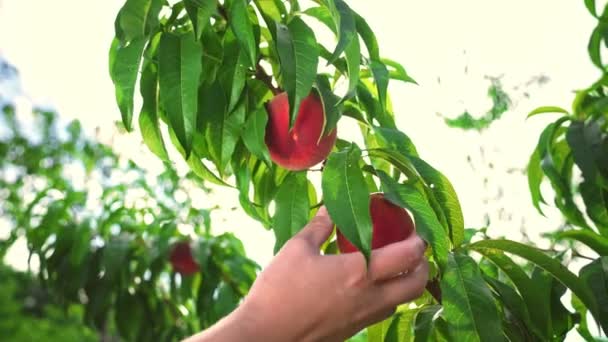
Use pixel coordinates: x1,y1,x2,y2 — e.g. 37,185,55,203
295,206,334,249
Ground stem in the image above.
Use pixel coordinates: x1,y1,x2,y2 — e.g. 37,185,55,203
255,63,281,95
425,278,442,304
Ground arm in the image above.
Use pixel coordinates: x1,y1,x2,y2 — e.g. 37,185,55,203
186,207,429,342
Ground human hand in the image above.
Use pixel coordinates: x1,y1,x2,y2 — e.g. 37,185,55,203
188,206,428,342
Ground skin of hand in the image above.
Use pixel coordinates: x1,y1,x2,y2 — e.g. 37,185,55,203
186,206,429,342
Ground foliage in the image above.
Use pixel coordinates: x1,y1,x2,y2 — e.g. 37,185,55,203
0,100,258,341
0,264,97,341
107,0,607,340
443,77,512,131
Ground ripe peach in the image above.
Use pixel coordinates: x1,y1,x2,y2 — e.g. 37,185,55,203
337,193,415,253
265,92,337,171
169,241,199,275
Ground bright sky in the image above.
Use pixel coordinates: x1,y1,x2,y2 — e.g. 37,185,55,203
0,0,600,275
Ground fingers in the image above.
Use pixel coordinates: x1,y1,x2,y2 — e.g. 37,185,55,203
294,206,334,248
367,234,426,281
377,259,429,306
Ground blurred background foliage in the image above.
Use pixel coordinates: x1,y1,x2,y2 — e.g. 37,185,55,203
0,61,258,340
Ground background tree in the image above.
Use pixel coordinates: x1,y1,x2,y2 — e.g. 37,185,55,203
0,86,258,340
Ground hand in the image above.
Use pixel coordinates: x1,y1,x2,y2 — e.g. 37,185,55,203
187,206,428,342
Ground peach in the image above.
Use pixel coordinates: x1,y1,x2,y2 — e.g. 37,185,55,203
337,193,415,253
265,92,337,171
169,241,199,275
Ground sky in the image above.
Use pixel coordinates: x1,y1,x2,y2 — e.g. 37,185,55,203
0,0,600,272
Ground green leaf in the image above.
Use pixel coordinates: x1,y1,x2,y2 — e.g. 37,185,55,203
343,35,361,101
580,181,608,234
367,316,393,342
376,170,450,270
567,119,608,191
199,82,246,173
109,38,146,131
303,7,335,34
467,239,601,327
242,108,270,164
382,58,417,84
526,106,569,119
527,147,546,215
555,229,608,255
470,248,550,339
322,144,373,261
315,74,341,136
254,0,285,22
354,13,379,61
588,26,603,69
413,305,442,342
579,257,608,335
370,60,389,114
228,0,257,67
187,152,231,187
483,275,535,340
585,0,597,17
440,252,502,342
272,172,309,253
219,32,249,113
371,126,418,157
325,0,356,65
138,34,169,160
159,31,202,158
276,17,319,126
183,0,216,40
114,0,163,43
410,157,465,247
383,309,419,342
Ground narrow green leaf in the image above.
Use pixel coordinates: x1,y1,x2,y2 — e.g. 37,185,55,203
199,82,246,173
229,0,257,67
187,152,231,187
254,0,285,22
322,144,372,261
585,0,597,17
219,32,249,113
159,31,202,158
354,13,380,60
303,7,335,34
272,172,309,253
556,229,608,256
183,0,216,40
370,60,389,114
109,38,146,131
276,17,319,126
383,309,419,342
413,305,442,342
527,147,546,215
382,58,417,84
376,170,450,270
483,275,535,340
470,248,550,339
115,0,163,43
371,126,418,157
315,74,341,136
343,35,361,100
440,252,502,342
241,108,270,164
580,181,608,234
527,106,569,119
138,34,169,160
409,157,464,247
579,257,608,335
588,27,603,69
325,0,356,64
467,239,601,326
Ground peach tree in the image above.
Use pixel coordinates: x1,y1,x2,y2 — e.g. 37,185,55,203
109,0,607,340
